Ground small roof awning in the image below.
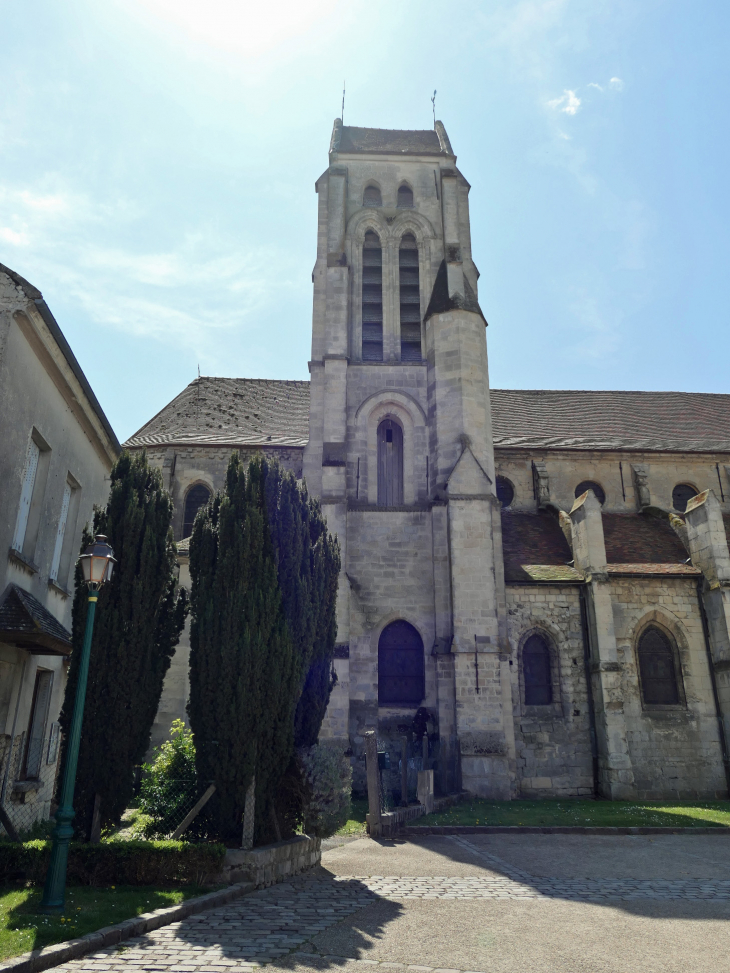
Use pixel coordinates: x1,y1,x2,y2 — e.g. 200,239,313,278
0,583,73,656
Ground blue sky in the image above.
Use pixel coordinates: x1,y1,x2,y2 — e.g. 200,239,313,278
1,0,728,443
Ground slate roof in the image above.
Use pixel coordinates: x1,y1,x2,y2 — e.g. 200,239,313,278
336,126,445,156
490,389,730,453
124,378,311,449
501,512,575,582
602,514,689,564
0,584,72,655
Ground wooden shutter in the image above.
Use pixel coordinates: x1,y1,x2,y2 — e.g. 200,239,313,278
24,670,53,779
12,439,40,553
49,481,72,582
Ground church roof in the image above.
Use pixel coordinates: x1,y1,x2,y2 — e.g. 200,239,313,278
490,389,730,453
124,377,310,449
332,122,450,156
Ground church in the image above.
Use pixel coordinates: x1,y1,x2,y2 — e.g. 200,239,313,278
126,120,730,803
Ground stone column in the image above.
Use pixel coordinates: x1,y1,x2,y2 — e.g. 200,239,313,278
684,490,730,764
569,490,636,799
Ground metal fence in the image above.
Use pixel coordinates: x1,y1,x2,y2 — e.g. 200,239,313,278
0,730,60,839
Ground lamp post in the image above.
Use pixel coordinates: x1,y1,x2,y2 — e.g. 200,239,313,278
41,535,116,913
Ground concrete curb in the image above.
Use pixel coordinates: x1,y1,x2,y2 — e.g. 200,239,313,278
402,825,730,835
0,881,256,973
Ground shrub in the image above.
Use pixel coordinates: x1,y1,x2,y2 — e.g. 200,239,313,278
0,839,225,886
297,744,352,838
138,720,200,839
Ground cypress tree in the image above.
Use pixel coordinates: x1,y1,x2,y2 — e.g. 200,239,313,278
58,451,187,838
188,456,340,844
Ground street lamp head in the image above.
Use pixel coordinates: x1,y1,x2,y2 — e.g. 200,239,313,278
79,535,117,590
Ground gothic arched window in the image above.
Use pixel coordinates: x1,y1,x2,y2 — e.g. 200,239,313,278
377,418,404,506
672,483,698,513
523,633,553,705
638,626,680,705
575,480,606,505
363,184,382,207
399,234,421,361
183,484,211,538
378,620,424,705
397,184,414,208
362,230,383,361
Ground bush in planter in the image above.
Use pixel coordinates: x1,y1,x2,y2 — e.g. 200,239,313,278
138,720,201,839
297,744,352,838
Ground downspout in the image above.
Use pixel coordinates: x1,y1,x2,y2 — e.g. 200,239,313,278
696,579,730,796
578,585,600,798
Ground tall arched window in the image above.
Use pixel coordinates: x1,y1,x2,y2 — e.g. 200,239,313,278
378,620,424,705
523,633,553,705
399,234,421,361
638,626,680,705
363,184,382,207
397,184,414,208
183,484,211,538
377,418,404,506
362,231,383,361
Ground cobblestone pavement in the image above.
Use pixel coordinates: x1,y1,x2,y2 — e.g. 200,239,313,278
55,869,730,973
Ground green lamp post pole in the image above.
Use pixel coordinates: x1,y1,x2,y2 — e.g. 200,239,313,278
41,535,116,913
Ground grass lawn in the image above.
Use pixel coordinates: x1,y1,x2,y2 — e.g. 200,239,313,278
335,797,369,836
414,799,730,829
0,885,206,961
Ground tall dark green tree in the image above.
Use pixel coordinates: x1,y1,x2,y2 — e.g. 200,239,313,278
59,451,187,838
188,455,340,844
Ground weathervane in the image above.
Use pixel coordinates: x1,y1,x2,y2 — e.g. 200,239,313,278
342,81,346,124
432,89,437,125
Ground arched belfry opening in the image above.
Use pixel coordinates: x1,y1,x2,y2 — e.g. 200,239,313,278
183,483,211,537
377,418,403,505
362,230,384,361
399,233,421,361
378,620,424,705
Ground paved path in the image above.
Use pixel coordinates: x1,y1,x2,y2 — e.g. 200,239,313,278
57,835,730,973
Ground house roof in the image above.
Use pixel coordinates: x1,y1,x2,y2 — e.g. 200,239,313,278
0,263,121,456
501,511,577,582
0,584,72,656
602,513,689,564
333,125,446,156
124,377,311,449
490,389,730,453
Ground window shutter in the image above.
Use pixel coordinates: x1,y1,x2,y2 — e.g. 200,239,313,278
49,481,72,582
399,235,421,361
12,439,40,553
362,231,383,361
24,670,53,779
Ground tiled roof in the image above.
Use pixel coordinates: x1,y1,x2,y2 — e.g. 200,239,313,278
602,514,689,564
0,583,72,655
501,511,574,582
124,378,310,449
336,126,444,156
490,389,730,453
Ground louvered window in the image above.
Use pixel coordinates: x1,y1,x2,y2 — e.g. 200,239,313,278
638,627,680,705
377,418,403,506
378,620,424,705
399,234,421,361
183,484,211,538
362,230,383,361
523,634,553,705
397,184,414,208
363,185,382,207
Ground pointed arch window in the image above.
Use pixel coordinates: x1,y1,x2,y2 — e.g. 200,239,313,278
183,484,211,538
523,633,553,705
362,230,383,361
377,418,403,506
638,626,681,705
397,184,414,208
378,620,424,705
363,184,382,207
399,233,421,361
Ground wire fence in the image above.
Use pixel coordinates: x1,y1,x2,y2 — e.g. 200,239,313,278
0,730,60,840
135,777,213,841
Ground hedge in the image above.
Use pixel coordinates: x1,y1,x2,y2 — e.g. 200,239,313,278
0,839,226,886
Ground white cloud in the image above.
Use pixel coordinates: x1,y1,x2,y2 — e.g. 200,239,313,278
609,77,625,91
587,82,604,91
547,89,581,115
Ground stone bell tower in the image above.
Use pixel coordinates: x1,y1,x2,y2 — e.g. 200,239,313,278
305,120,513,798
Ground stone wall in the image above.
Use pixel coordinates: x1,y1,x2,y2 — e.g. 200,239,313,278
219,835,321,888
505,584,595,798
610,576,726,799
